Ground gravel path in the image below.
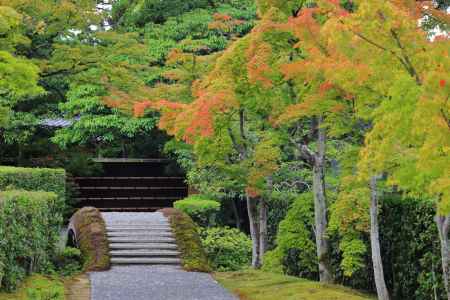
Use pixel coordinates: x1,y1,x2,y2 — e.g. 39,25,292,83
89,212,237,300
89,265,237,300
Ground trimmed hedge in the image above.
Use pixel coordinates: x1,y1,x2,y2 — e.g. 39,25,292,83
68,207,110,271
0,166,66,197
174,195,220,227
0,166,66,218
158,208,211,272
0,190,60,291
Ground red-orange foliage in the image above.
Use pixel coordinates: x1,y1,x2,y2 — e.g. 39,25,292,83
246,41,273,88
208,13,245,33
134,89,238,144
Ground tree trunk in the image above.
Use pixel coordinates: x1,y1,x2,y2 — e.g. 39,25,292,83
259,197,268,264
231,198,241,230
313,117,333,283
370,175,390,300
247,195,261,268
436,214,450,300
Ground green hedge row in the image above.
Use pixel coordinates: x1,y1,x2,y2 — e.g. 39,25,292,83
0,166,66,219
0,190,61,291
0,166,66,197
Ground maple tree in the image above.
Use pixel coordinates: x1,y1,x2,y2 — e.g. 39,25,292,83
133,6,293,267
282,0,449,298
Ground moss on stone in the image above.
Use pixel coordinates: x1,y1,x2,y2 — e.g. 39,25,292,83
69,207,110,271
158,208,211,272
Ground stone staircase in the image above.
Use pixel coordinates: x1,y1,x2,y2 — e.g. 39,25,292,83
103,212,181,266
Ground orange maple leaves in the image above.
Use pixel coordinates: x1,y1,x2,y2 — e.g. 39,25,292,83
208,13,245,33
133,89,238,144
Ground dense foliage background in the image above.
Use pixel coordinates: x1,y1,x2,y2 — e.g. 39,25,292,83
0,0,449,299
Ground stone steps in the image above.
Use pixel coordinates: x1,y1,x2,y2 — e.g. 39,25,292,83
103,212,181,266
109,237,176,243
109,243,178,250
110,250,180,257
106,226,171,231
107,231,173,237
110,257,181,265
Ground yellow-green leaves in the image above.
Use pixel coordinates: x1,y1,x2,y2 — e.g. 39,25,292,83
0,51,43,101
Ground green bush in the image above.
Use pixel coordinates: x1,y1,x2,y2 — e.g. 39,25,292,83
0,166,66,218
0,190,60,291
262,193,318,277
200,227,252,271
52,247,82,277
158,208,211,272
174,195,220,227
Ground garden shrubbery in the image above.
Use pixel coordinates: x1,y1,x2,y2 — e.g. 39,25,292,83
0,190,60,291
262,193,317,277
200,227,252,271
0,166,66,198
0,166,66,218
52,247,82,277
264,194,445,299
174,195,220,227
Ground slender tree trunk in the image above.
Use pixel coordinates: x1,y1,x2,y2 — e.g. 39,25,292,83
436,215,450,300
231,198,241,230
247,195,261,268
313,117,333,283
17,144,23,166
259,197,268,264
370,175,390,300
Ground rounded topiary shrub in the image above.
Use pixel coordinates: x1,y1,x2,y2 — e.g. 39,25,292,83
200,227,252,271
174,195,220,227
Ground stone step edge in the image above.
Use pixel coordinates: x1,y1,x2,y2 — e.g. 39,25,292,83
110,258,181,264
109,243,178,249
110,251,180,256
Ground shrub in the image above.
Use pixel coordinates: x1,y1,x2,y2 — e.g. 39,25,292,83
262,193,317,278
0,166,66,219
52,247,82,277
0,190,60,291
200,227,252,271
68,207,110,271
158,208,211,272
174,195,220,227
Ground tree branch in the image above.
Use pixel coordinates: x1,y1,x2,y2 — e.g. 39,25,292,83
389,29,422,85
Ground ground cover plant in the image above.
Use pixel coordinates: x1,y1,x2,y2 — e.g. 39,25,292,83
215,269,374,300
0,275,65,300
